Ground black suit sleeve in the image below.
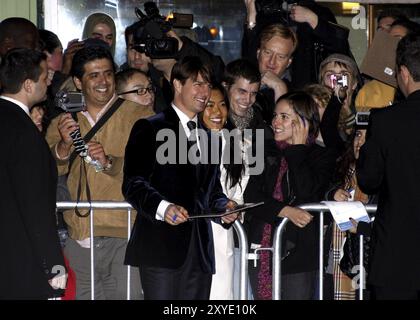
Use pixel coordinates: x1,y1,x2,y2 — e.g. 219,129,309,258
123,119,166,219
9,126,64,281
356,112,385,194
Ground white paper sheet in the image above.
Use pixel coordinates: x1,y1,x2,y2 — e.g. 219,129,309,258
321,201,371,231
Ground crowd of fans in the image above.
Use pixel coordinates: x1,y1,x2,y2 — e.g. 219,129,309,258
1,0,420,300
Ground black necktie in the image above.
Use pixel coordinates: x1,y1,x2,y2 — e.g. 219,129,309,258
187,120,197,131
187,121,200,158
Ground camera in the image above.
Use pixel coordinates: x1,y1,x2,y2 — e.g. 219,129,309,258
255,0,296,26
132,2,192,59
356,112,370,127
329,74,348,89
55,90,86,113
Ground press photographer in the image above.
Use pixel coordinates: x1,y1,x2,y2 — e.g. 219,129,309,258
46,45,154,300
242,0,352,89
127,1,225,109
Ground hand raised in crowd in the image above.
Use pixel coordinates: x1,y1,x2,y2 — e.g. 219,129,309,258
289,5,319,29
279,205,314,228
244,0,257,23
222,200,239,224
291,113,309,145
86,141,109,168
164,204,189,226
334,188,352,202
261,71,288,101
61,38,85,75
56,113,78,158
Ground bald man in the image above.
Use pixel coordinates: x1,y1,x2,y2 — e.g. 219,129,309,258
0,17,39,57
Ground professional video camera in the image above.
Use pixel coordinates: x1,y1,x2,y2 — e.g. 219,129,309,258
255,0,296,26
132,1,193,59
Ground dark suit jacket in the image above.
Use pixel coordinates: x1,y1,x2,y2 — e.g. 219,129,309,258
0,99,64,299
123,107,227,273
357,90,420,290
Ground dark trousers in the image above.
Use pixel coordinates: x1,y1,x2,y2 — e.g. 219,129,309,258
373,286,420,300
139,237,212,300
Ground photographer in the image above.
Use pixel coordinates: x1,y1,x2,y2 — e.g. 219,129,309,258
243,0,352,89
129,2,225,111
46,46,154,300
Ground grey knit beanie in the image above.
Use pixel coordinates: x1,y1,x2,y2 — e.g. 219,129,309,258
319,53,359,83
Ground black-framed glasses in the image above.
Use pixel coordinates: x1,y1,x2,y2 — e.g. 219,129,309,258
118,85,156,96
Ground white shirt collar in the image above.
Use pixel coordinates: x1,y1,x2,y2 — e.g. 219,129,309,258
81,94,117,127
171,103,198,137
0,96,31,117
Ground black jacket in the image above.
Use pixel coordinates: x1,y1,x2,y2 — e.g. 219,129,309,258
0,99,64,299
244,139,336,273
357,90,420,290
123,107,228,273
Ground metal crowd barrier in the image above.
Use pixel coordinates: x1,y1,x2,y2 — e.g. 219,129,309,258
56,201,250,300
271,203,377,300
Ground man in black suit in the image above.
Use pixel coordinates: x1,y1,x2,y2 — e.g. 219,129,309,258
357,33,420,300
0,48,66,299
123,56,237,300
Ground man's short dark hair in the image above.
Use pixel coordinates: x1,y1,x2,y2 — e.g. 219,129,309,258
115,68,149,93
391,18,420,36
125,21,144,47
70,45,115,79
223,58,261,87
170,55,211,86
0,48,46,94
397,33,420,82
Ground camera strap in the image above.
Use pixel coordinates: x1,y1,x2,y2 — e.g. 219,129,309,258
68,98,125,218
68,98,124,171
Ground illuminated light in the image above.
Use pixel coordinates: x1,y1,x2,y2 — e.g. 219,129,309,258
342,2,360,14
209,27,218,37
166,12,174,21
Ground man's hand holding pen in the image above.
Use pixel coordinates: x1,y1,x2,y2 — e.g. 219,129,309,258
165,204,189,226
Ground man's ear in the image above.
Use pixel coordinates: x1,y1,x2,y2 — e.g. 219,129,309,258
400,65,411,83
73,76,83,91
256,49,261,59
173,79,182,94
22,79,33,94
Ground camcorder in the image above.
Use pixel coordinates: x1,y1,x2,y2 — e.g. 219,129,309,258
329,74,348,89
132,1,193,59
54,90,104,172
356,112,370,127
55,90,86,115
256,0,296,27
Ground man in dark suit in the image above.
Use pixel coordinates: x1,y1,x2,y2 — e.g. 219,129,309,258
357,33,420,300
0,48,66,299
123,56,237,300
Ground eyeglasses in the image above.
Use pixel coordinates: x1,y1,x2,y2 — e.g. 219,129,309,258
118,85,156,96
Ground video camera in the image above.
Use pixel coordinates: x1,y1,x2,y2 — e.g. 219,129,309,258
255,0,296,26
55,90,86,114
356,112,370,127
132,1,193,59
